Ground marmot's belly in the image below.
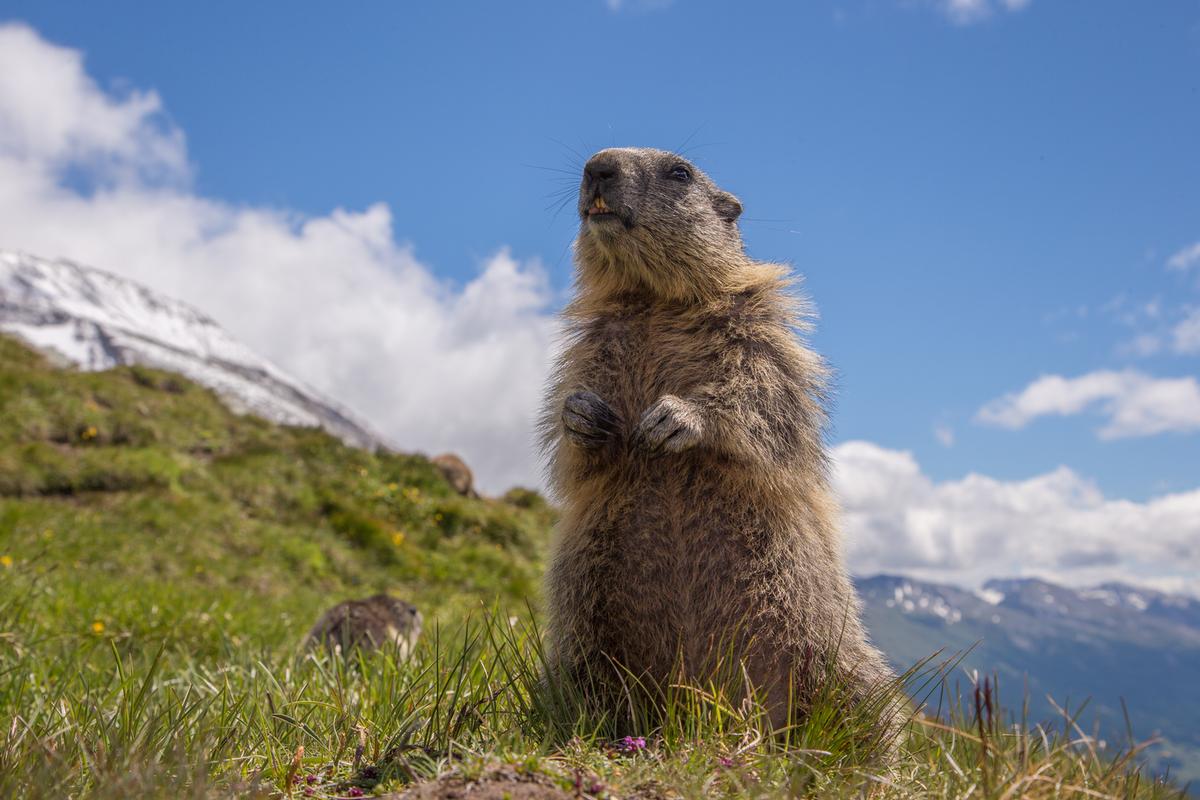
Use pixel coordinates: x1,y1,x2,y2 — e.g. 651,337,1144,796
581,457,786,676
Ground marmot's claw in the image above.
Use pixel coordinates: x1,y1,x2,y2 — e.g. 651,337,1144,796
562,390,621,449
635,395,703,455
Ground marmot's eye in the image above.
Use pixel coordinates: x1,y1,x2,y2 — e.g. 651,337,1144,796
668,164,692,182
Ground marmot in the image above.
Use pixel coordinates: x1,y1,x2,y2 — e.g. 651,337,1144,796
540,147,896,733
305,594,423,657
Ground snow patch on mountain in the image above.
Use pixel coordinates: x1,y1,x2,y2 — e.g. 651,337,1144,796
975,587,1005,605
866,577,965,623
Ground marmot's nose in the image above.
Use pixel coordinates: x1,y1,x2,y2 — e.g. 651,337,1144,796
584,155,620,186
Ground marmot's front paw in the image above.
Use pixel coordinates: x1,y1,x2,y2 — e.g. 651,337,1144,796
562,390,621,449
635,395,703,454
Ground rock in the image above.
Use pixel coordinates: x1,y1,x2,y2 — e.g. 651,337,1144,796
432,453,478,498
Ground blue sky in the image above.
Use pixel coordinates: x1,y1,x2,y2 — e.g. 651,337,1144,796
1,1,1198,589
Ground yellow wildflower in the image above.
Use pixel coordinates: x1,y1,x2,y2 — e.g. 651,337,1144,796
391,531,405,546
80,425,98,441
0,555,12,568
90,621,105,634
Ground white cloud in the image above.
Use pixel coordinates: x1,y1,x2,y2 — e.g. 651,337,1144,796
976,370,1200,439
1173,308,1200,355
0,22,558,492
604,0,674,12
1117,332,1162,358
943,0,990,23
928,0,1030,25
0,24,186,186
1103,244,1200,358
934,424,955,447
1168,241,1200,272
833,441,1200,595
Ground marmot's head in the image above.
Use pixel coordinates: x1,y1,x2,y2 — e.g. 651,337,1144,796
368,594,423,653
574,147,751,303
367,594,423,633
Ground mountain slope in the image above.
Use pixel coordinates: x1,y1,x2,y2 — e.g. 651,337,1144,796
0,250,384,450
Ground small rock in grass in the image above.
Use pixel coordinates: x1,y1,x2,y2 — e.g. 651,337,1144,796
431,453,478,498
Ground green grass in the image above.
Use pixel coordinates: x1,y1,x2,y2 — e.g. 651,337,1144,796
0,334,1187,798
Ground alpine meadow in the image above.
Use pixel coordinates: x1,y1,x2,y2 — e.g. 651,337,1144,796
3,2,1200,798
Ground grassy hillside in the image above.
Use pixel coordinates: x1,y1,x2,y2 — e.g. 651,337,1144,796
0,334,1186,798
0,332,552,637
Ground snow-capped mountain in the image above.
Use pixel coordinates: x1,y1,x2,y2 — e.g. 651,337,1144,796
855,574,1200,787
0,251,385,450
857,574,1200,648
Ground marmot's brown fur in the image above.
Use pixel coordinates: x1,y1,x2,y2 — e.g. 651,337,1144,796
305,594,422,657
540,147,896,731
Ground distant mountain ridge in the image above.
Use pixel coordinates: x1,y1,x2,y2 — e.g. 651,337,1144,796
0,251,385,450
860,574,1200,649
856,574,1200,788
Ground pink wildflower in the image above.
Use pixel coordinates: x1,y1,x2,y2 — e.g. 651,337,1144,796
617,735,646,753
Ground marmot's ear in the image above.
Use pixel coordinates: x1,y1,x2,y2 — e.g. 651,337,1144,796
713,191,742,223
